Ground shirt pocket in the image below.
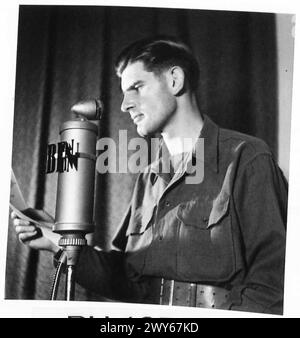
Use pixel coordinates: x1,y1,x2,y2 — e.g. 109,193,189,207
176,192,230,229
176,192,236,282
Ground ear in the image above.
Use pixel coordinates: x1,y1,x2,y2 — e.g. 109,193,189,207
168,66,185,96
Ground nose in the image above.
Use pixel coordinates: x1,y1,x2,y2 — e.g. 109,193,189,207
121,93,135,113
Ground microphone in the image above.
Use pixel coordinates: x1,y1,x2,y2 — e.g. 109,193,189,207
52,99,102,270
70,99,103,120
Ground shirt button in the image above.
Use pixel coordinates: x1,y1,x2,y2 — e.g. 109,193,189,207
165,201,171,207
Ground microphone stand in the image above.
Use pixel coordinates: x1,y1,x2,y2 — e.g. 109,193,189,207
59,234,87,301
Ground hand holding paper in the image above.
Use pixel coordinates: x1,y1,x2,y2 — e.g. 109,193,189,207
10,170,60,253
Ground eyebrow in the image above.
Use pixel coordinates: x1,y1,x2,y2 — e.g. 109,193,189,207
122,80,144,93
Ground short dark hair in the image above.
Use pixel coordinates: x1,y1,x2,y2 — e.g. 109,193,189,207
115,36,200,92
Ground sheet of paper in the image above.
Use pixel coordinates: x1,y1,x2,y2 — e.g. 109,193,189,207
9,170,53,229
10,169,27,211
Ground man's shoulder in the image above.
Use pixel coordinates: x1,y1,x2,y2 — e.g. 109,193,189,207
218,126,272,159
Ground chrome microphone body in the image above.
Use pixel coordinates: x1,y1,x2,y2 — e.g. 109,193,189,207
53,119,98,235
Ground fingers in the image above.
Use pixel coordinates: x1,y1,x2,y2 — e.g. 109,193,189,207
12,216,31,227
18,229,38,243
15,224,36,234
11,210,47,247
10,211,18,220
15,224,37,243
10,211,28,223
12,215,38,244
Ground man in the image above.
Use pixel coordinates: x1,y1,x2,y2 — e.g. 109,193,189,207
13,36,287,314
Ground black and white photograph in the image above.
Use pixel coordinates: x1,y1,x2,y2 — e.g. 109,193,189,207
0,1,298,318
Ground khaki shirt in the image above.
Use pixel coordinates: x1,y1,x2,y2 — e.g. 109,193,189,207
76,115,287,314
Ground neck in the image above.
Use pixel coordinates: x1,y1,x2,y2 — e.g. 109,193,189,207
161,94,204,156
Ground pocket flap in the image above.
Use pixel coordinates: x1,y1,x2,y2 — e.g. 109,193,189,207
176,193,230,229
176,199,211,229
126,203,155,235
208,192,230,227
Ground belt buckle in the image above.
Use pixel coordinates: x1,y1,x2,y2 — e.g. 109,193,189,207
196,285,229,308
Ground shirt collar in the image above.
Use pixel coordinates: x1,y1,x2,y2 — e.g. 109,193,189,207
149,139,173,182
197,114,219,173
149,114,219,177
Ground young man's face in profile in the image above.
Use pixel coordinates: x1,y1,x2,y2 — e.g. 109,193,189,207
120,61,177,137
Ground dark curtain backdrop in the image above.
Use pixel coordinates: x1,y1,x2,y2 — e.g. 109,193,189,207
5,5,278,301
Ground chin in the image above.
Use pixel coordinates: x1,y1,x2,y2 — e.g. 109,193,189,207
137,125,157,138
136,123,148,137
136,128,148,138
